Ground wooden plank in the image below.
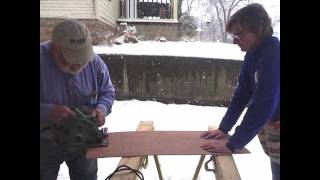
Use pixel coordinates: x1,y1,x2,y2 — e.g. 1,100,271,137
208,125,241,180
86,131,249,158
111,121,154,180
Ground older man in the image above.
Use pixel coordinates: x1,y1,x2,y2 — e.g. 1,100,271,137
40,19,115,180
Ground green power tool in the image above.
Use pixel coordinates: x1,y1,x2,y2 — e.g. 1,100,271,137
52,107,108,156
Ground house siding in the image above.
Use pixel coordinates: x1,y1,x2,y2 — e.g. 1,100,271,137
40,0,96,19
96,0,120,26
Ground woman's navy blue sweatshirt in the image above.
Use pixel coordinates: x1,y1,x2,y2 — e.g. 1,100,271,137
219,36,280,150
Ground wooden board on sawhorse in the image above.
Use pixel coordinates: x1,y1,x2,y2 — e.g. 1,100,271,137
192,125,241,180
110,121,163,180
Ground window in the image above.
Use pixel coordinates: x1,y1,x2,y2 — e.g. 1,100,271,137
123,0,172,19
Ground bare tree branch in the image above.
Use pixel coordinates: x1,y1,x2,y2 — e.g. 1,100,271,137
180,0,251,42
228,0,237,18
229,0,246,13
186,0,196,14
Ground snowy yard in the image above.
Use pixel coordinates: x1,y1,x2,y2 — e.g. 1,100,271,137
94,41,246,60
57,100,271,180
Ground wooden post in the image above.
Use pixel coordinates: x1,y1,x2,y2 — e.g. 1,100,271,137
111,121,154,180
153,155,164,180
192,155,206,180
209,125,241,180
172,0,177,20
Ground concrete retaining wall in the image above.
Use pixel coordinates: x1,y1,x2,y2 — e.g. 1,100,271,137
99,54,242,106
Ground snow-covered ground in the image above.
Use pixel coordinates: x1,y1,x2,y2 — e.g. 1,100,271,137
94,41,246,61
57,99,271,180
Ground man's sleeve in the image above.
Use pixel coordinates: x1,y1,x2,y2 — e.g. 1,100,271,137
40,46,54,122
228,49,280,150
219,59,252,134
96,56,115,116
40,102,54,122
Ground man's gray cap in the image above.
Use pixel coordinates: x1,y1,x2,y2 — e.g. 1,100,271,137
52,19,94,64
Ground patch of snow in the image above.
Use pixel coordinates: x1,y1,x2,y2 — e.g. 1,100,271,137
94,41,245,61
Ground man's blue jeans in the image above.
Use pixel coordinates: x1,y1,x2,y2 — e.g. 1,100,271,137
271,160,280,180
40,137,97,180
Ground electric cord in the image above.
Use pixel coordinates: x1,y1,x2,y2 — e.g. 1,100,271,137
105,164,144,180
40,126,51,133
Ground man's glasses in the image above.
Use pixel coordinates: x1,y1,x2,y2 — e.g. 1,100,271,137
231,31,248,40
